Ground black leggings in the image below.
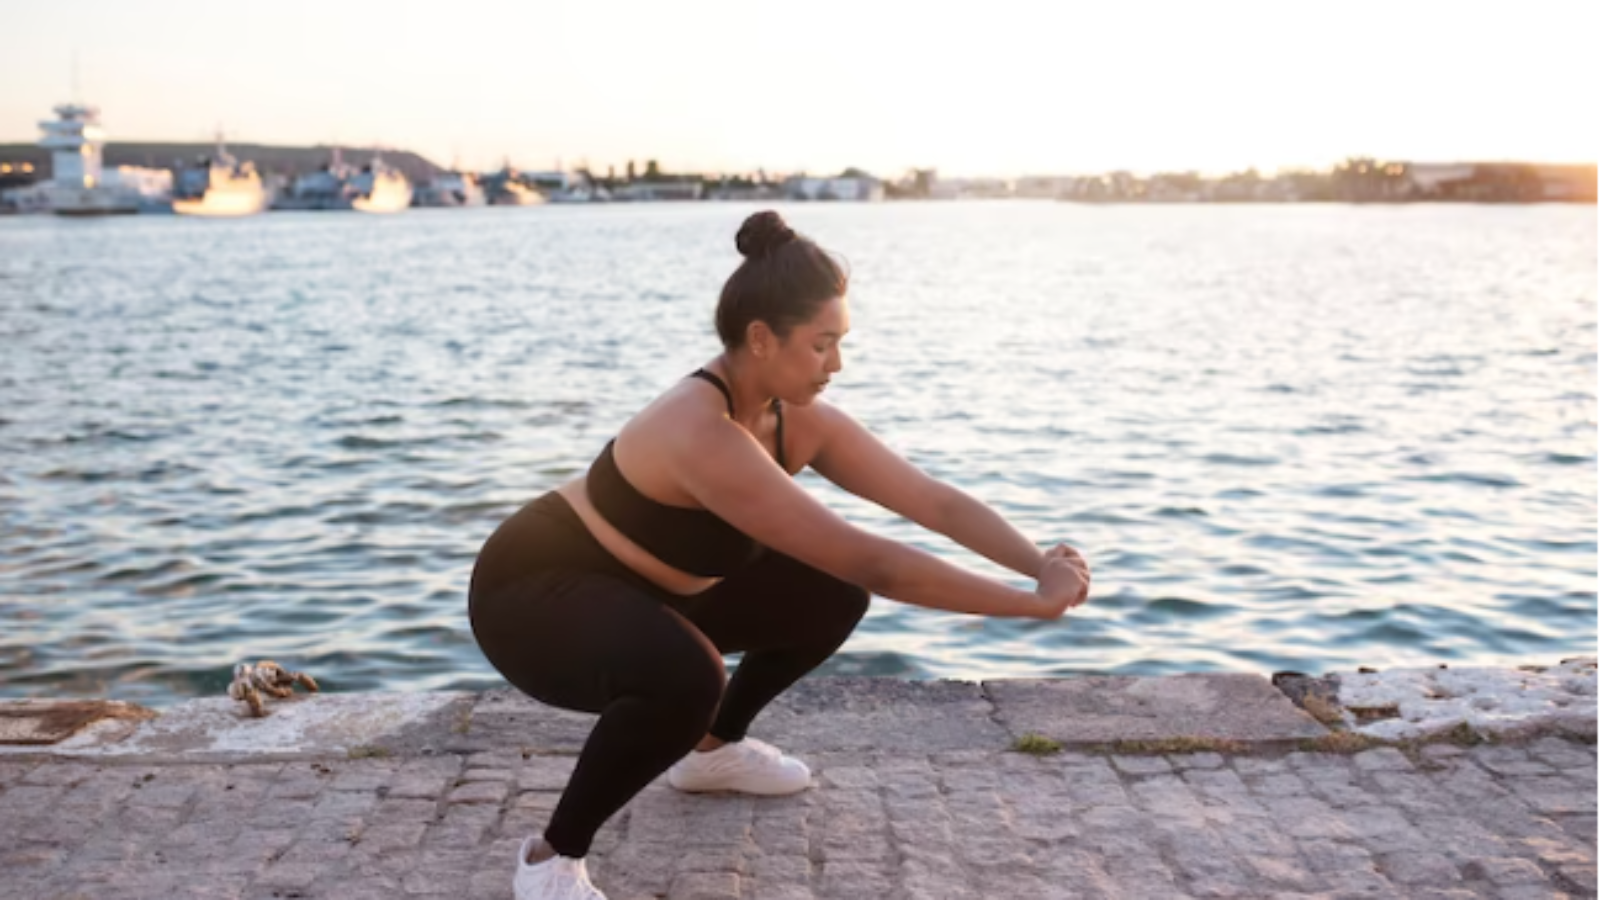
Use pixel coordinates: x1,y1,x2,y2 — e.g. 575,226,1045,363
467,491,870,858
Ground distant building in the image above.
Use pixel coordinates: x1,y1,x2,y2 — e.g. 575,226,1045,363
1531,164,1598,201
930,176,1011,200
1013,176,1074,199
782,175,883,202
0,181,52,214
611,180,703,201
887,168,937,199
1406,163,1476,198
0,159,39,186
0,158,42,213
706,181,784,202
1144,173,1206,202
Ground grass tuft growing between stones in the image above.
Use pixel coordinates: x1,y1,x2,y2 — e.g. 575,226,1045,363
1300,694,1345,726
1098,737,1251,756
1011,733,1064,756
1433,721,1485,747
347,745,391,760
1296,731,1384,754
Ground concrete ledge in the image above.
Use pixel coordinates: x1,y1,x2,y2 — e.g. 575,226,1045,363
3,669,1593,900
0,691,470,763
987,673,1330,745
1,674,1330,762
732,678,1008,753
0,699,155,745
5,667,1593,764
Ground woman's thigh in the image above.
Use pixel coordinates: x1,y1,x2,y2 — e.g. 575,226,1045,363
682,551,869,655
471,569,725,713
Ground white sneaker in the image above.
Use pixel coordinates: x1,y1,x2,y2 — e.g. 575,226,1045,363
666,738,812,795
514,834,606,900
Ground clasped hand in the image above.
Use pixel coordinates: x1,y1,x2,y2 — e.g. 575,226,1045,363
1033,544,1090,619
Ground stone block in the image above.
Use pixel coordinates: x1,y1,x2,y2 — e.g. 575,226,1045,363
758,679,1007,753
1464,856,1549,886
1471,747,1557,777
447,780,508,806
1375,851,1461,884
1111,755,1173,775
516,755,576,792
1351,747,1414,772
667,871,741,900
989,674,1328,745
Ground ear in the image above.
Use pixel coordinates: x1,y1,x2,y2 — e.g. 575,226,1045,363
746,320,776,359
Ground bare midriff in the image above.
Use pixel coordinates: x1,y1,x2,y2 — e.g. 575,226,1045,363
556,478,723,597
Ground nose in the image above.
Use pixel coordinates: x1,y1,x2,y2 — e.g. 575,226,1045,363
826,344,843,374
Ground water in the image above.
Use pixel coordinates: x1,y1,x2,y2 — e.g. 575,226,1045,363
1,202,1594,708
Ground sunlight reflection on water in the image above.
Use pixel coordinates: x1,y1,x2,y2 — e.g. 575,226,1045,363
0,202,1593,706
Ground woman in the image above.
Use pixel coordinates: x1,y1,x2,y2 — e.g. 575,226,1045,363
468,210,1091,900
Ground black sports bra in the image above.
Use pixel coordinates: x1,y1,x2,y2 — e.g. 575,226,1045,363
584,370,786,577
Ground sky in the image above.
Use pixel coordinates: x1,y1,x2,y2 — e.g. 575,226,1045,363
1,0,1594,179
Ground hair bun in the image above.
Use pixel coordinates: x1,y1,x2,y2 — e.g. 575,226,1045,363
735,210,797,259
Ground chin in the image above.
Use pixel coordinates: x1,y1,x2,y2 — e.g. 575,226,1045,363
785,384,827,406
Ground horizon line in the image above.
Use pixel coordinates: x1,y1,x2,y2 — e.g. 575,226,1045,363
0,137,1592,181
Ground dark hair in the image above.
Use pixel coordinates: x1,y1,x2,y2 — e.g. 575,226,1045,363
715,211,848,349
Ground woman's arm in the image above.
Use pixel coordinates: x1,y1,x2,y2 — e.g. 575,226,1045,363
808,402,1045,579
670,412,1073,619
925,485,1044,579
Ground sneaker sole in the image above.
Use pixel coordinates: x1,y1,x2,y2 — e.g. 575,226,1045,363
668,776,812,796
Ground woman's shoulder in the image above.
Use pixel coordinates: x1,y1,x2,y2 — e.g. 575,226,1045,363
618,374,732,446
787,395,853,432
778,396,860,467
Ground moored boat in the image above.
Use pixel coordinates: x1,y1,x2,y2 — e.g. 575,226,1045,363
172,141,268,217
350,155,412,213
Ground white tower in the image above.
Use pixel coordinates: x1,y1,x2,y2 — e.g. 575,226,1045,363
39,102,105,191
37,102,144,214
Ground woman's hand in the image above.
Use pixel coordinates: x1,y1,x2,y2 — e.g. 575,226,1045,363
1032,543,1090,619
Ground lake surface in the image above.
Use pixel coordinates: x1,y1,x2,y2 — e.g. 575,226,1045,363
1,202,1594,708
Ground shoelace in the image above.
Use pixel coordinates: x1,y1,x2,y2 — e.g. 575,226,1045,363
736,738,782,762
543,857,598,898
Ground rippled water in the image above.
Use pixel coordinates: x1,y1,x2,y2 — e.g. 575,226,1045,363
1,203,1594,707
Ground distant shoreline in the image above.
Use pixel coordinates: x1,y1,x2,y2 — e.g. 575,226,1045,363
1,143,1595,205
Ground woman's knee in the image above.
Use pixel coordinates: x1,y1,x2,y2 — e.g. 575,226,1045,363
822,573,869,613
634,639,727,724
773,556,870,639
822,581,871,638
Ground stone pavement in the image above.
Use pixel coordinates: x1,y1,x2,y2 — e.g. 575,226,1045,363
0,676,1594,900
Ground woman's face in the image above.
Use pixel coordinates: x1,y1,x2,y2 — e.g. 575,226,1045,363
766,295,849,406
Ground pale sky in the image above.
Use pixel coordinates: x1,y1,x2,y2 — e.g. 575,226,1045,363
2,0,1593,178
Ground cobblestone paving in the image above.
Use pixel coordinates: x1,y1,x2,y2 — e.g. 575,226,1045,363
0,739,1593,900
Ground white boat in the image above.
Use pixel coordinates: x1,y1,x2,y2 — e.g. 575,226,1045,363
497,180,546,206
350,156,412,213
172,142,267,217
51,185,138,216
547,180,612,203
530,169,611,203
415,171,486,207
276,148,357,210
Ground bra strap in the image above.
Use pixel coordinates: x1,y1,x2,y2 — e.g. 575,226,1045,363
688,369,736,417
690,368,790,471
774,400,787,471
